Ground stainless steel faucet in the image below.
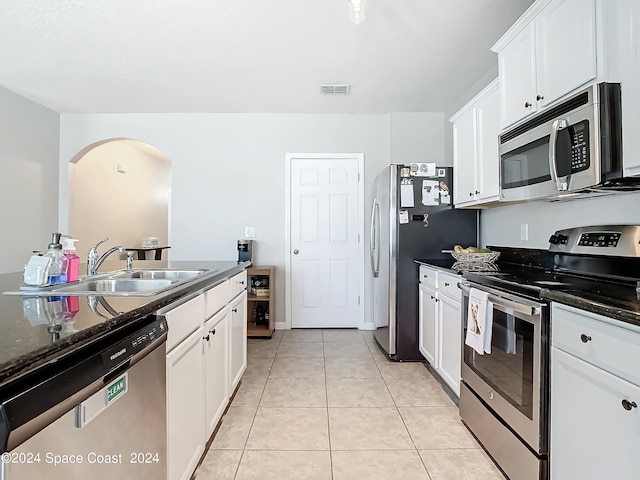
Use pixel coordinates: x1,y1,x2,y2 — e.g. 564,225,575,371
87,237,125,276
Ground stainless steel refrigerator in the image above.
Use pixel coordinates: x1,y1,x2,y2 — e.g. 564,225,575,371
371,165,478,361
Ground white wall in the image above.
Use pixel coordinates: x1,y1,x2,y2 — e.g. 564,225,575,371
481,192,640,248
391,112,447,165
59,113,392,328
69,140,171,261
0,86,60,274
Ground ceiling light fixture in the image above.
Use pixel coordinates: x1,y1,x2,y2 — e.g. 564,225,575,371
348,0,365,24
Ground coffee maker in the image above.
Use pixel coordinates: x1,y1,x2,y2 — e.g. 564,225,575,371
237,240,253,263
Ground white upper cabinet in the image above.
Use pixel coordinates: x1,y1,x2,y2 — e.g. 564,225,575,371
618,0,640,176
498,24,538,128
452,109,477,206
494,0,597,129
535,0,597,106
451,79,500,208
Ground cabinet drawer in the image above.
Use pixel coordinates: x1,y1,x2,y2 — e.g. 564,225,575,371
205,280,231,318
230,271,247,298
439,272,462,300
419,265,438,289
552,304,640,386
164,294,205,352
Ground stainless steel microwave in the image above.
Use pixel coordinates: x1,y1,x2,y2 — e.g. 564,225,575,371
499,83,630,202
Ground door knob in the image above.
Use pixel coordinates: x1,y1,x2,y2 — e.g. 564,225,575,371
293,249,299,254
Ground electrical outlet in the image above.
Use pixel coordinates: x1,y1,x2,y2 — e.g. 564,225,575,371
245,227,256,238
520,224,529,241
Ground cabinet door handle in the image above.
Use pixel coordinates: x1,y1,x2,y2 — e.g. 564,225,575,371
444,282,450,287
209,328,216,336
475,190,480,195
622,399,637,411
469,192,474,197
232,308,238,313
537,94,544,101
203,334,210,342
239,281,245,285
525,101,532,108
580,334,592,343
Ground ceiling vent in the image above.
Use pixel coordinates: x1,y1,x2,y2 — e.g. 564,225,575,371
321,84,351,95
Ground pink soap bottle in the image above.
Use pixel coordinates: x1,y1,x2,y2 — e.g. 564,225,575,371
63,238,80,282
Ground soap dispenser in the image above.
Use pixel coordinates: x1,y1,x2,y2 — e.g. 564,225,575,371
62,238,80,282
44,232,69,284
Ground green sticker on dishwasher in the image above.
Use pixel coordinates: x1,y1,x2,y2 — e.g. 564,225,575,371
106,374,127,405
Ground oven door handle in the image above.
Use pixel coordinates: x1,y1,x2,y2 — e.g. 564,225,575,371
459,282,542,316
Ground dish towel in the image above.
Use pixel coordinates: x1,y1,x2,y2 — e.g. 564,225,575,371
465,288,493,355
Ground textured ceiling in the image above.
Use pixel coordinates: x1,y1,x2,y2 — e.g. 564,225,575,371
0,0,534,114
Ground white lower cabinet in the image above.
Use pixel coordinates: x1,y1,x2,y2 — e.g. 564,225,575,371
166,325,206,480
551,348,640,480
163,270,248,480
418,266,463,396
437,291,462,397
205,306,229,436
229,290,247,393
551,303,640,480
418,282,438,367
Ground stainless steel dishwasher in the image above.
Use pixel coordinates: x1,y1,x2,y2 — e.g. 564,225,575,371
0,314,168,479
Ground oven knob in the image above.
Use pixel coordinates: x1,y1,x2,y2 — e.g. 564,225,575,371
549,235,559,245
558,234,569,244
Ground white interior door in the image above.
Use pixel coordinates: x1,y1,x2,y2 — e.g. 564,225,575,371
288,154,362,328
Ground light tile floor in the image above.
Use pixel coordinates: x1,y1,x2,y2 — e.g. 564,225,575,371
194,329,505,480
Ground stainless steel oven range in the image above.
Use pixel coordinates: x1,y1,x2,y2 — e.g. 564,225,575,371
458,224,640,480
460,282,549,480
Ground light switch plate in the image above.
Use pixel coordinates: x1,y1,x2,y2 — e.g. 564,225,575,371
245,227,256,238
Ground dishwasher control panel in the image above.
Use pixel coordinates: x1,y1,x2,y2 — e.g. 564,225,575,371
101,316,168,371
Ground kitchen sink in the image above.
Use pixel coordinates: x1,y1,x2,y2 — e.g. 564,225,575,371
52,278,174,294
3,268,211,296
114,269,208,281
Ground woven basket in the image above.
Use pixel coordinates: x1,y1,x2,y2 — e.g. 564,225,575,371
444,251,500,264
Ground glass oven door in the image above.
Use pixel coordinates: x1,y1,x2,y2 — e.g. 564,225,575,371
460,282,548,454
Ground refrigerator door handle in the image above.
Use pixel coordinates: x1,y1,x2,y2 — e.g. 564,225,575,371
370,198,380,277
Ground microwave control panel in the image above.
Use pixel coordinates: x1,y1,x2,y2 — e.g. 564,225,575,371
569,121,589,172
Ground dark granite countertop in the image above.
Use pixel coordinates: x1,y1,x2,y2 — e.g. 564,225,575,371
0,260,249,391
541,290,640,328
415,253,640,328
414,259,465,275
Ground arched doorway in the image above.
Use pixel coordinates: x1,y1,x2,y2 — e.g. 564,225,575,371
68,139,172,263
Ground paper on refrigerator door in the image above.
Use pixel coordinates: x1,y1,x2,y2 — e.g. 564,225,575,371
422,180,440,206
400,183,414,207
399,209,409,224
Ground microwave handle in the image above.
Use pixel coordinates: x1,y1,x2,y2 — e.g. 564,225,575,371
549,118,571,192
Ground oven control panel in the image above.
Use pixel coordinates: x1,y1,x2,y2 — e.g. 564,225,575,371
577,232,621,247
549,225,640,257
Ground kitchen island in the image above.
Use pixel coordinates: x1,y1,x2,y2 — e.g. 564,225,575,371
0,259,249,479
0,260,249,387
